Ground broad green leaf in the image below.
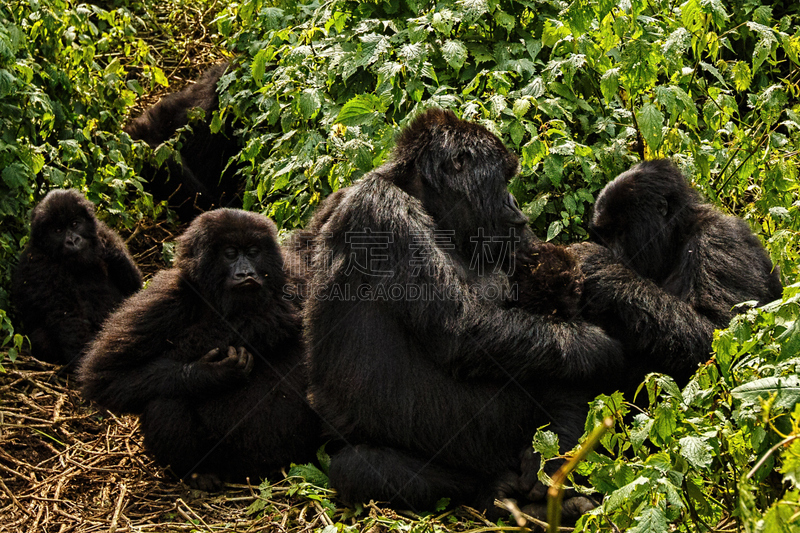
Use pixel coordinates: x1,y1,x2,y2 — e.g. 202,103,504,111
442,40,468,71
335,94,386,126
679,436,714,469
509,120,525,146
513,98,531,119
298,89,322,120
636,103,664,151
251,48,269,87
732,376,800,410
532,430,560,459
287,463,329,487
630,506,668,533
600,68,619,104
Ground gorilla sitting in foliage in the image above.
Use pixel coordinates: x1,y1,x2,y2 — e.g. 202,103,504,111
572,159,783,391
303,109,622,517
79,209,319,490
125,63,241,220
12,189,142,368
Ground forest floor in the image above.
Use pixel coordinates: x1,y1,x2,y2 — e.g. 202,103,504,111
0,357,529,533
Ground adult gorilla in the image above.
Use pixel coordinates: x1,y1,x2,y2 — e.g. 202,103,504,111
304,109,622,516
573,159,783,390
125,63,241,220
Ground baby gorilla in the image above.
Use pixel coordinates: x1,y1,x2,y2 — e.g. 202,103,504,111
12,189,142,368
79,209,319,489
508,241,584,318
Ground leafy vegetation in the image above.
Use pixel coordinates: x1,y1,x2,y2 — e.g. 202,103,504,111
2,0,800,530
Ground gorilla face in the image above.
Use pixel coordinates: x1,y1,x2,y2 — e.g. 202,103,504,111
31,190,99,263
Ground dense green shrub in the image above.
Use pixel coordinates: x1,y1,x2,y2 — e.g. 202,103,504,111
214,0,799,283
0,1,168,358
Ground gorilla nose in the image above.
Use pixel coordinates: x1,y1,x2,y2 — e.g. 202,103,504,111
65,234,82,250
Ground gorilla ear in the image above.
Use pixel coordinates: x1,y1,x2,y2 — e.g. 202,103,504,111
658,196,668,217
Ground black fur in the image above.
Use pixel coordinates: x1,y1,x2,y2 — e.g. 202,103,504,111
125,63,241,220
11,189,142,368
574,159,783,389
508,241,584,318
303,109,622,515
78,209,319,489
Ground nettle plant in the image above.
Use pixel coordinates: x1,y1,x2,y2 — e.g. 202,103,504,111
0,1,160,358
213,0,798,279
526,283,800,531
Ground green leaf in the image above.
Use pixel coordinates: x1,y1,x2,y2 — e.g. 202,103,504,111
636,103,664,151
600,68,619,104
509,120,525,146
335,94,386,126
442,40,468,71
298,89,322,120
251,48,269,87
546,220,563,241
679,436,714,469
780,438,800,486
0,69,15,98
287,463,329,488
513,98,531,119
630,506,668,533
457,0,489,22
532,430,560,459
732,376,800,411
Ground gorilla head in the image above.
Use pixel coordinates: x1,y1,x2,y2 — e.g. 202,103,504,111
30,189,101,264
386,109,529,263
175,209,288,310
590,159,698,283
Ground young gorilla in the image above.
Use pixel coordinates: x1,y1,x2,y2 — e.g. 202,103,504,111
79,209,319,490
508,241,584,318
572,159,783,390
125,63,241,220
304,109,622,518
12,189,142,368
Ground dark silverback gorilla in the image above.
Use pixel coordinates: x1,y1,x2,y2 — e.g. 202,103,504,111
79,209,319,489
572,159,783,390
12,189,142,368
303,109,622,517
125,63,241,220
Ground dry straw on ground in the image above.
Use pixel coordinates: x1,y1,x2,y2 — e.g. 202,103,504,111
0,358,529,533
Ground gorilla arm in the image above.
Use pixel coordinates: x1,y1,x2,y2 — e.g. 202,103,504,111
97,222,143,296
570,241,716,374
318,177,622,382
78,270,250,414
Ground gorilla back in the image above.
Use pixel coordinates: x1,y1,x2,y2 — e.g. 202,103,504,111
304,109,621,514
79,208,319,489
12,189,142,368
125,63,241,220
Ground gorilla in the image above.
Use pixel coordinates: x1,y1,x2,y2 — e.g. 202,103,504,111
303,109,622,517
11,189,142,368
572,159,783,390
125,63,241,220
508,241,584,318
78,209,319,490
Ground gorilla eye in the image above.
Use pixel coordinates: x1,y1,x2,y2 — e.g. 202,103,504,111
71,220,79,228
54,228,63,234
223,247,238,259
246,247,260,258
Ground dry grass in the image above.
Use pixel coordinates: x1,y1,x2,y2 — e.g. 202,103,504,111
0,358,532,533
